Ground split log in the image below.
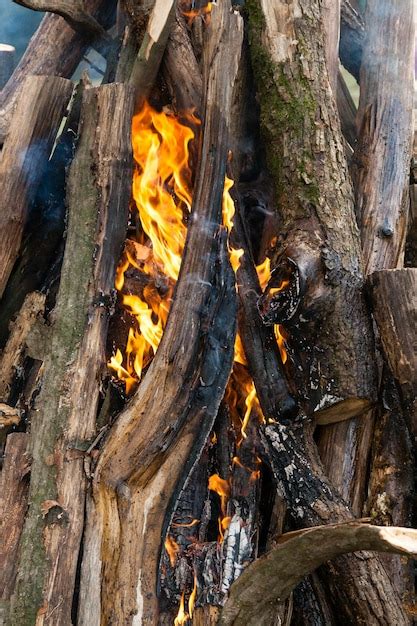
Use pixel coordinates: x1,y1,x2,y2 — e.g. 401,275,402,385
8,83,134,626
162,7,202,113
129,0,176,110
78,5,243,624
247,0,377,425
0,0,115,143
220,522,417,626
337,70,357,150
0,44,15,90
353,0,414,274
0,433,30,623
0,75,73,299
368,269,417,438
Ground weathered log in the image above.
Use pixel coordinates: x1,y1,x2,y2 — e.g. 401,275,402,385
8,83,134,626
0,433,30,623
0,0,116,143
247,0,377,425
0,44,15,90
0,75,73,299
368,269,417,438
220,522,417,626
13,0,110,42
129,0,176,110
162,7,202,113
322,0,340,93
353,0,414,275
78,5,243,624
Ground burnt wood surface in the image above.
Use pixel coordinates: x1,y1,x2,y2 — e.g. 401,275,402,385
8,83,134,626
77,5,243,624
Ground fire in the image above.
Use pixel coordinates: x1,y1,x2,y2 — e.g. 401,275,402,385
174,575,198,626
181,1,212,25
189,575,197,618
165,535,180,567
174,593,187,626
222,175,244,275
256,257,288,364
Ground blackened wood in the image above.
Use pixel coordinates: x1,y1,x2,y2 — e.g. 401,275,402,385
0,75,73,299
247,0,377,425
0,44,15,89
368,269,417,439
353,0,414,274
0,433,30,622
78,5,243,624
0,0,115,143
8,83,134,626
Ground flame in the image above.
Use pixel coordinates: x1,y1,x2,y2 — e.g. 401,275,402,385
208,474,230,501
165,535,180,568
109,103,197,392
222,175,244,275
189,575,197,618
256,257,271,291
174,593,187,626
172,519,200,528
182,1,212,25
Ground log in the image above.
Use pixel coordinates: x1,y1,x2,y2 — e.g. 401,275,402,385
78,5,243,624
8,83,134,626
322,0,340,93
339,0,365,81
0,75,73,299
353,0,414,274
0,0,115,143
247,0,377,425
368,269,417,438
337,70,357,150
0,44,15,90
129,0,176,110
220,522,417,626
0,433,30,623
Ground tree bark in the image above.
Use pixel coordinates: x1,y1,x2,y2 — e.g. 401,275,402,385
368,269,417,439
0,75,73,299
247,0,377,425
8,83,134,626
353,0,414,275
78,5,243,624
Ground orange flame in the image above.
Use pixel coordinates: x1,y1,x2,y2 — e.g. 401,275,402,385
182,1,212,25
165,535,180,568
174,593,187,626
222,175,244,275
189,575,197,618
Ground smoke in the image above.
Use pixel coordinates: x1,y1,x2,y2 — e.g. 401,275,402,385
0,1,43,61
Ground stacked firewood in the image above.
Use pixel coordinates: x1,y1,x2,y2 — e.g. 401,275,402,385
0,1,416,625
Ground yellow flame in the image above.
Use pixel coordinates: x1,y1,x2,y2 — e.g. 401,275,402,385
182,1,213,25
189,575,197,618
165,535,180,568
174,593,187,626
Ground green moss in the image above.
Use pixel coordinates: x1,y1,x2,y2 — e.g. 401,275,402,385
246,0,320,213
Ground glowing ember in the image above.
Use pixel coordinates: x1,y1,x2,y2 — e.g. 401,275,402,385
165,535,180,568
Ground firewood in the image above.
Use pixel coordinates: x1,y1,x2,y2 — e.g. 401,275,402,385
8,83,135,626
77,5,243,624
337,70,357,150
220,522,417,626
0,75,73,299
340,0,365,81
0,433,30,622
353,0,414,274
0,0,115,143
246,0,377,426
0,44,15,90
368,268,417,437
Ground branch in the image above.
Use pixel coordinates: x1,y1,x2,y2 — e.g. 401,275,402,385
13,0,111,42
220,523,417,626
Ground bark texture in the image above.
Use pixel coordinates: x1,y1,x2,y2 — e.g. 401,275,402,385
8,83,134,626
78,5,243,624
353,0,414,274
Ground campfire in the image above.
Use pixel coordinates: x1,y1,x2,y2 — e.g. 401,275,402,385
0,0,416,625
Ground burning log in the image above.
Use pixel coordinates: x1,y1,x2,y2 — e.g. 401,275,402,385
353,0,415,275
78,4,243,624
0,75,73,298
8,83,134,625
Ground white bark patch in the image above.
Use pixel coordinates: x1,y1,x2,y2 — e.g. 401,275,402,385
146,0,175,59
